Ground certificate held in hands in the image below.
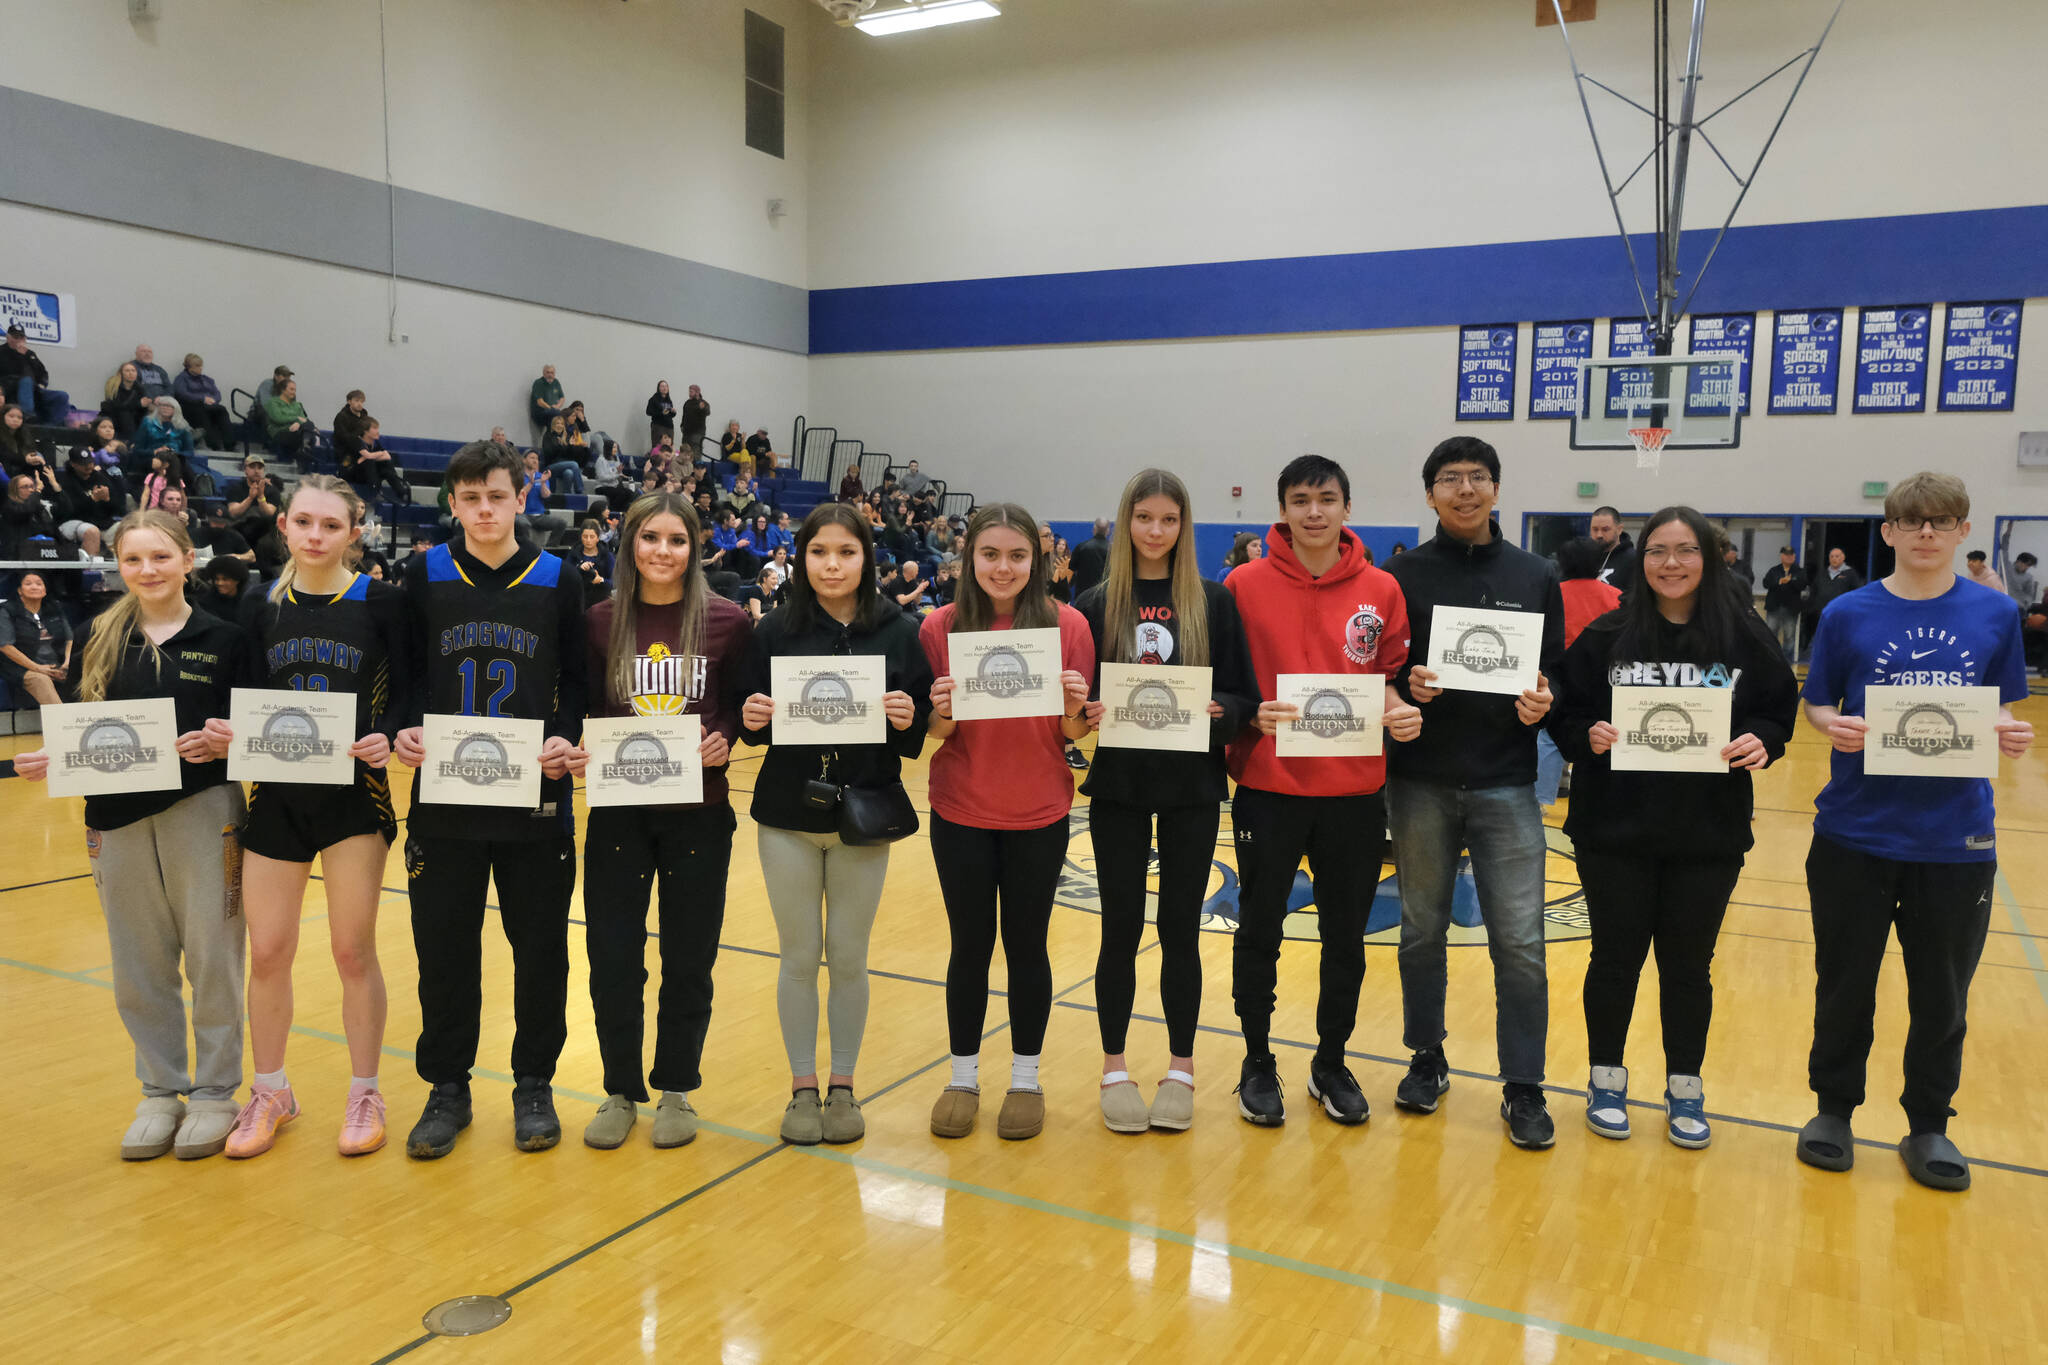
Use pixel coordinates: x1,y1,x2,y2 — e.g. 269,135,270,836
950,626,1064,721
228,688,357,786
585,715,703,807
43,697,182,799
1098,663,1210,753
771,656,886,745
1275,673,1384,757
420,714,544,809
1610,686,1732,773
1862,684,2000,779
1427,605,1542,696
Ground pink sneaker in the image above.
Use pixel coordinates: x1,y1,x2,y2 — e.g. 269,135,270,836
339,1087,387,1157
224,1083,299,1159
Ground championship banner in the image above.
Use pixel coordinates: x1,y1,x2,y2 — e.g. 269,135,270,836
1455,324,1516,422
1528,320,1594,420
1683,313,1755,417
1937,301,2022,413
0,286,79,349
1852,304,1933,414
1603,318,1657,420
1767,308,1844,415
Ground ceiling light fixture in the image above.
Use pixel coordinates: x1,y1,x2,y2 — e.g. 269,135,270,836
854,1,1001,37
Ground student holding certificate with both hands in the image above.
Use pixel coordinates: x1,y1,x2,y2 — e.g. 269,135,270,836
1547,505,1797,1150
1075,469,1260,1134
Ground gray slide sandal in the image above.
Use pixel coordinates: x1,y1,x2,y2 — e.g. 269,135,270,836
1796,1113,1855,1171
1898,1133,1971,1192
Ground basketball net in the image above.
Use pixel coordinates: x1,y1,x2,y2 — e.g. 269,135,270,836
1627,426,1671,472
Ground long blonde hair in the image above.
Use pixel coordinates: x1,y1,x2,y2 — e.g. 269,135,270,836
606,493,708,710
951,502,1057,633
80,510,194,703
269,474,366,602
1101,468,1209,666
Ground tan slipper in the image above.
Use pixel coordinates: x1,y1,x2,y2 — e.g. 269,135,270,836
997,1087,1045,1141
930,1085,979,1138
1148,1077,1195,1132
1100,1076,1148,1134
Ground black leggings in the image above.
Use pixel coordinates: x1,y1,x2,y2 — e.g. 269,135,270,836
930,812,1069,1057
1089,799,1218,1057
1577,850,1742,1077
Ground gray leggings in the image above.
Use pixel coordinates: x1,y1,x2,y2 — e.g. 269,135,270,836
756,823,891,1077
88,783,248,1101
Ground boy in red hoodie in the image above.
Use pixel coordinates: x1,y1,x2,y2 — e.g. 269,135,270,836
1225,455,1423,1126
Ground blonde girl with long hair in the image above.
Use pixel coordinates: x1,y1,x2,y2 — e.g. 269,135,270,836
919,502,1095,1142
15,510,253,1161
212,475,410,1159
1075,469,1261,1133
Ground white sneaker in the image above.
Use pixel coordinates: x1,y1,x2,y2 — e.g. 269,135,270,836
121,1096,186,1161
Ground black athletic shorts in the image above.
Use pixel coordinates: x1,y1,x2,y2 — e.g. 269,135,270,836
239,769,397,863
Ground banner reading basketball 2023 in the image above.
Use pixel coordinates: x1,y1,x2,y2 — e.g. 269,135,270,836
1528,320,1594,419
1938,302,2022,413
1683,314,1755,417
1853,304,1932,413
1768,309,1844,414
1603,319,1656,420
1454,324,1516,421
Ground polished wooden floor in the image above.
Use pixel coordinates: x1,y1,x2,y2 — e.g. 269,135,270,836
4,694,2046,1364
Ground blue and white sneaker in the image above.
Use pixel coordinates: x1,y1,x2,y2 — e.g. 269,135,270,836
1585,1064,1630,1140
1665,1074,1710,1149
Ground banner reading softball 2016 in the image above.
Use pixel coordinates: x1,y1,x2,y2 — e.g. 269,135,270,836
1683,313,1756,418
1454,323,1516,421
1937,301,2022,412
1603,318,1657,420
1768,308,1844,414
1852,304,1933,414
1528,320,1594,420
0,286,79,349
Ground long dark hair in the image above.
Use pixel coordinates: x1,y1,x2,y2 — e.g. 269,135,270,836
784,501,892,631
605,493,708,708
1606,505,1752,664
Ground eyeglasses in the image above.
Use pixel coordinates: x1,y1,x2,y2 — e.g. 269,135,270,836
1432,472,1495,491
1890,515,1960,533
1643,546,1703,565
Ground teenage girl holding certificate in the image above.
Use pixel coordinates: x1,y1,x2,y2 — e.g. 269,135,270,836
1074,469,1259,1134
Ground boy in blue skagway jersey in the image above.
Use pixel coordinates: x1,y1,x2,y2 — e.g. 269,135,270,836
1795,473,2033,1192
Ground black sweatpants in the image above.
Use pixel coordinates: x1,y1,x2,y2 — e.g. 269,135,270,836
930,812,1069,1057
1577,850,1743,1076
407,833,576,1086
583,804,736,1101
1229,786,1386,1067
1806,833,1995,1135
1089,799,1218,1057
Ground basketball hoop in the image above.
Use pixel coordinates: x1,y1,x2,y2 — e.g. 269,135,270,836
1627,426,1671,472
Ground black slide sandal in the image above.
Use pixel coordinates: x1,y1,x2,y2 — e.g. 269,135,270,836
1796,1114,1855,1172
1898,1133,1972,1192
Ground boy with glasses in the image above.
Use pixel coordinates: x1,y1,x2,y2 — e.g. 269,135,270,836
1795,472,2032,1191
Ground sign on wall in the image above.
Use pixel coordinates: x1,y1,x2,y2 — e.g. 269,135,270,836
1937,301,2022,412
1683,313,1755,417
0,287,79,349
1455,323,1517,421
1528,320,1594,420
1852,304,1933,414
1767,308,1844,414
1603,318,1657,420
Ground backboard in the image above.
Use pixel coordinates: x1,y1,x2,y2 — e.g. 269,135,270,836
1568,353,1743,451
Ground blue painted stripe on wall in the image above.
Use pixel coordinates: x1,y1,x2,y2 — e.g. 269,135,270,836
810,205,2048,354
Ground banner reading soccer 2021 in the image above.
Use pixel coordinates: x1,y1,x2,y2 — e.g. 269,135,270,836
1683,313,1755,418
1455,323,1516,421
1938,301,2022,412
1768,308,1844,414
1528,320,1594,420
1853,304,1933,414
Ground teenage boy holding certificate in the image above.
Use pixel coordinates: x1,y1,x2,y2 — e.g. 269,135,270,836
1385,436,1565,1149
1223,455,1420,1128
1548,506,1796,1150
393,441,589,1159
1795,473,2032,1192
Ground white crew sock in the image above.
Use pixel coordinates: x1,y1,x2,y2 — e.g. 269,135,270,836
255,1069,288,1092
950,1054,979,1090
350,1075,379,1092
1100,1069,1132,1088
1010,1054,1041,1093
1163,1069,1195,1089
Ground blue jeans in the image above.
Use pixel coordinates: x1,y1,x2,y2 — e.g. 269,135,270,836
13,376,69,425
548,460,586,494
1387,777,1549,1086
1534,729,1566,807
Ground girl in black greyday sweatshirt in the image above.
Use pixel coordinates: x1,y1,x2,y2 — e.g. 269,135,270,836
1548,505,1797,1150
1077,469,1259,1134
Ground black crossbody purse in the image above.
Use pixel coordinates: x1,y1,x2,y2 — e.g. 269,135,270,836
801,754,919,846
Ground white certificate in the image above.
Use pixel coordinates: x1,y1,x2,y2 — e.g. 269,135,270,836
771,655,887,746
584,715,703,807
1610,686,1732,773
1098,663,1211,753
1427,605,1543,696
227,688,357,786
1862,685,2001,779
950,626,1065,721
1275,673,1384,757
43,697,182,799
419,714,544,809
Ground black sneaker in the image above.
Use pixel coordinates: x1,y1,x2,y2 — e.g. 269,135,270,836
406,1081,473,1160
1306,1062,1370,1125
1394,1046,1450,1114
1234,1054,1285,1127
513,1076,562,1152
1065,745,1089,770
1501,1084,1556,1150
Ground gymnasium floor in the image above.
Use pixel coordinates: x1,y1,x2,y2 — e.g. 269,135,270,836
4,697,2045,1365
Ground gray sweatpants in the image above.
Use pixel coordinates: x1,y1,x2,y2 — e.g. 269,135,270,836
757,824,890,1077
88,783,247,1101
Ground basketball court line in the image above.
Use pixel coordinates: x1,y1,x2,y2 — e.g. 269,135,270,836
1995,871,2048,1012
0,871,92,895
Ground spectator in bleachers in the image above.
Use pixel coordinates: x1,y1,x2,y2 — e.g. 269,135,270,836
1069,519,1110,598
134,395,195,475
333,389,372,450
681,384,710,452
930,556,958,608
0,403,35,475
56,448,118,555
745,427,774,474
171,353,235,450
1964,549,2004,595
519,449,571,544
837,463,864,504
78,415,125,471
3,471,58,559
129,344,173,397
3,325,70,426
708,508,755,578
589,440,633,511
142,451,187,509
541,414,588,494
899,459,932,499
721,419,748,468
734,563,782,623
764,542,790,585
101,362,149,440
339,418,409,503
724,475,768,524
566,519,613,606
692,486,717,523
191,555,252,622
1042,526,1074,604
880,557,929,616
153,484,195,539
530,363,566,433
747,513,775,560
1221,530,1264,579
764,509,795,557
0,571,74,705
223,455,281,543
646,381,678,447
191,499,254,564
923,516,956,560
564,400,614,475
261,376,320,466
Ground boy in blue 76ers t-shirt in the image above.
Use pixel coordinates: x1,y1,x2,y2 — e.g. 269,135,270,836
1794,472,2033,1193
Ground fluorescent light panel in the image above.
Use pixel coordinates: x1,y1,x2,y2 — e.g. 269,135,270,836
855,1,1000,37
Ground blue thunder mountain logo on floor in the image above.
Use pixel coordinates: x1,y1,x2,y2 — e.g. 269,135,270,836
1113,681,1189,731
1054,804,1589,946
1298,689,1368,739
246,707,336,762
966,646,1040,699
66,719,155,772
1882,703,1974,757
440,733,523,787
789,672,869,724
1626,703,1712,754
1440,625,1518,674
601,732,687,785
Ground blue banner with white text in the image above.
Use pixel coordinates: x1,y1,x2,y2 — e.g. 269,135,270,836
1767,308,1843,414
1455,323,1517,421
1527,320,1594,420
1937,301,2021,412
1683,313,1755,417
1602,319,1657,420
1852,304,1932,413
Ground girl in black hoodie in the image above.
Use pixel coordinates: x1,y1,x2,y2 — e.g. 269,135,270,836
1549,505,1797,1151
